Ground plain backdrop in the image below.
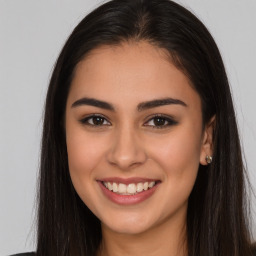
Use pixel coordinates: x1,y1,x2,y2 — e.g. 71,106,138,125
0,0,256,255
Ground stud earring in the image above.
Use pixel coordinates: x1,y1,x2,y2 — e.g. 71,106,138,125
205,155,213,164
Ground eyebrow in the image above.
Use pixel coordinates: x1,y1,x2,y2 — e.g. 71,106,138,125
71,97,115,111
137,98,187,111
71,97,187,111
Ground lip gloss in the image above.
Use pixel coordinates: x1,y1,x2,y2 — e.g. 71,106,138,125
98,181,159,205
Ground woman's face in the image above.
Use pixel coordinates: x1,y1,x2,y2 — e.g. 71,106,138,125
65,42,212,235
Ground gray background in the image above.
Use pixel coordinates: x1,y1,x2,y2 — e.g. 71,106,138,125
0,0,255,255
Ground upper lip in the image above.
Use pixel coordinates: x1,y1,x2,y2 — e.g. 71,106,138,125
98,177,160,185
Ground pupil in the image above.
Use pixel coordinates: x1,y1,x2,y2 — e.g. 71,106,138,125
154,117,165,126
93,117,104,125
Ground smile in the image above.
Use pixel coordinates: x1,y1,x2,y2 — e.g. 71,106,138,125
103,181,156,195
98,178,160,205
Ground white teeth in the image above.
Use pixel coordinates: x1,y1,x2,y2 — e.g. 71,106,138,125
107,182,113,191
113,182,118,192
148,181,155,188
118,183,127,194
137,183,144,192
143,182,148,190
103,181,157,194
127,183,136,194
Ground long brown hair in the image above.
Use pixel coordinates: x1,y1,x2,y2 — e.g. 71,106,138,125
37,0,254,255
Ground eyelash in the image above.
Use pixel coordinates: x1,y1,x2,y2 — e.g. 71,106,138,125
80,114,110,126
79,114,178,129
144,114,178,128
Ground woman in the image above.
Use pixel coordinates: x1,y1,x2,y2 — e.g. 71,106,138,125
12,0,255,255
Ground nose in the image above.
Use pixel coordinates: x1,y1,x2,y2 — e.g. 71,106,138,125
106,126,147,170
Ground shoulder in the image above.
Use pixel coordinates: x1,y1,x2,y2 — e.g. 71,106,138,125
9,253,35,256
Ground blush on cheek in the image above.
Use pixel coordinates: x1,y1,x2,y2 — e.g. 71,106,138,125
149,132,201,182
66,134,108,181
68,148,95,176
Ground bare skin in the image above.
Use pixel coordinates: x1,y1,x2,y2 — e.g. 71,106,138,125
65,41,214,256
99,209,187,256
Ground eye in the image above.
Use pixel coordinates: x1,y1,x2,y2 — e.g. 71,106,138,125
144,115,178,128
80,114,111,126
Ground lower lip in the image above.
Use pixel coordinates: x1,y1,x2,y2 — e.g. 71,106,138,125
98,181,159,205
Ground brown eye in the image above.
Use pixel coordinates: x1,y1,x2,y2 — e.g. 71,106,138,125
80,115,111,126
144,115,178,128
92,116,105,125
153,117,167,126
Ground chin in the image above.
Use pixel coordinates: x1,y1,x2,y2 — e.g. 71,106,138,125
101,213,156,235
105,223,151,235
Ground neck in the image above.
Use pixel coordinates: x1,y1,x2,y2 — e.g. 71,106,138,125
97,210,188,256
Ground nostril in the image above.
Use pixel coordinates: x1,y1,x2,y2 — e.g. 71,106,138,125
106,131,148,168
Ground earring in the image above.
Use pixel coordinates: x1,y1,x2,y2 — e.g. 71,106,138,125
205,155,213,164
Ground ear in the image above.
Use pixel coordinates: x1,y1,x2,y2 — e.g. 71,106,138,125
200,115,215,165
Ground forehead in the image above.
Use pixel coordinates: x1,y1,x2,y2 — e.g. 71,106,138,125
68,41,200,110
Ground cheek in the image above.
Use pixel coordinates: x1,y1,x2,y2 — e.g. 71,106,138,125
67,136,102,174
65,126,107,195
148,127,202,214
147,125,202,184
